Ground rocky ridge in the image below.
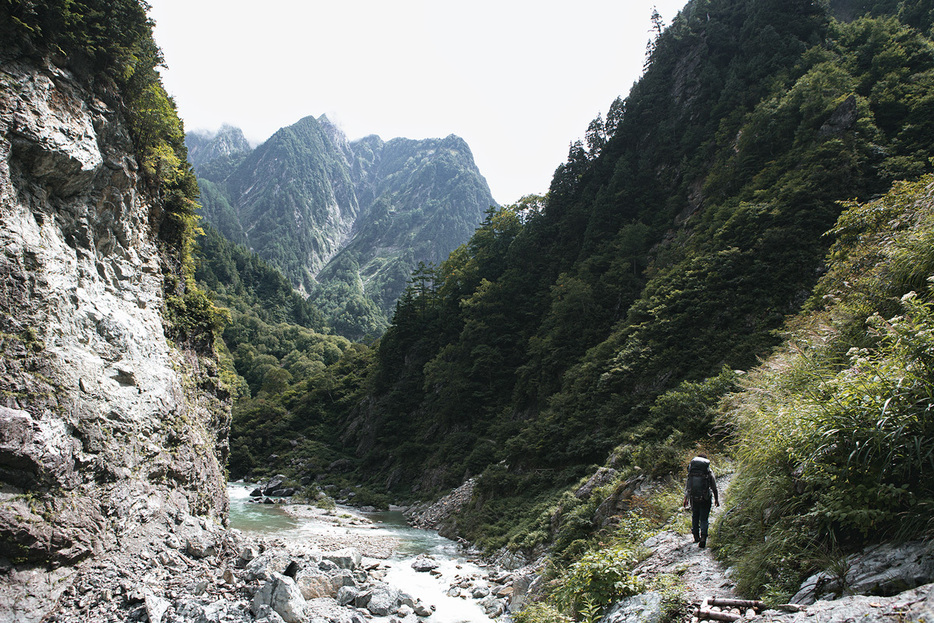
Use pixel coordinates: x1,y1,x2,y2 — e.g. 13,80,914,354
0,57,229,620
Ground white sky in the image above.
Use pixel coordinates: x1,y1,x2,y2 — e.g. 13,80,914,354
148,0,687,206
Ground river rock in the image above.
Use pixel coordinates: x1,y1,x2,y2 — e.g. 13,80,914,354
145,594,171,623
305,597,366,623
471,583,491,598
336,585,358,606
366,582,401,616
252,573,307,623
239,544,261,564
167,599,229,623
411,554,440,572
295,568,338,599
245,551,294,582
263,475,288,496
413,600,433,616
253,605,287,623
334,569,356,588
323,548,361,570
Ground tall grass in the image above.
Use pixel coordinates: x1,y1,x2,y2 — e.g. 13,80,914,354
717,176,934,599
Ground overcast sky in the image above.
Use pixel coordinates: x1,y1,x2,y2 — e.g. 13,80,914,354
148,0,688,206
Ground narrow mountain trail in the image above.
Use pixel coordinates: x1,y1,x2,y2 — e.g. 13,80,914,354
633,473,738,603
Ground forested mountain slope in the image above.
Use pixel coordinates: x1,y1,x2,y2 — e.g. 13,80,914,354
348,0,934,496
189,117,496,339
225,0,934,583
231,0,934,528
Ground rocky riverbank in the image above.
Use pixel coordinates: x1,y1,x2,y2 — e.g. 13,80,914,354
30,497,532,623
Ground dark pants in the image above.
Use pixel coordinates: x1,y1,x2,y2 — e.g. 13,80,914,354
691,496,712,541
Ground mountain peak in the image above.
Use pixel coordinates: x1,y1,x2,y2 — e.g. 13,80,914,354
186,124,251,169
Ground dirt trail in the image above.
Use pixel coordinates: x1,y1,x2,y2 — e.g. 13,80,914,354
633,473,737,603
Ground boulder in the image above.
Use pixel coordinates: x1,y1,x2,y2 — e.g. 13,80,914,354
413,600,433,617
366,583,400,616
575,467,619,499
471,584,491,598
245,551,293,582
294,569,338,600
251,574,307,623
168,599,228,623
509,573,537,612
144,594,170,623
480,595,506,617
263,475,287,496
602,592,665,623
253,605,286,623
305,597,366,623
336,585,358,606
322,548,361,570
185,534,217,559
239,544,260,565
792,541,934,605
411,554,440,572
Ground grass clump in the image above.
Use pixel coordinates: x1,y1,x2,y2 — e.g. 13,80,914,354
717,176,934,597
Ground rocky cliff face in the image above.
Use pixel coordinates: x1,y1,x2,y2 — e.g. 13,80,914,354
0,59,230,620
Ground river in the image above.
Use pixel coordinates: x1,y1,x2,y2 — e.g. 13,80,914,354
228,484,500,622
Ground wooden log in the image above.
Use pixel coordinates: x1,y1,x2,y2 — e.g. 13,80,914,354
708,598,766,610
698,608,743,622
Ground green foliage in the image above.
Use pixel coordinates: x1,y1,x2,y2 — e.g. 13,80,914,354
719,175,934,596
513,603,573,623
554,546,643,617
163,287,230,350
524,512,654,621
273,1,934,555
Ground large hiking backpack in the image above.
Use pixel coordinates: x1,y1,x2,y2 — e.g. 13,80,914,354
687,458,711,501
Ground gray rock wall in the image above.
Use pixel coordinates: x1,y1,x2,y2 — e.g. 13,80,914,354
0,59,230,620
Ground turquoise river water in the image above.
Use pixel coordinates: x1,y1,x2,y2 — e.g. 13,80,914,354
228,484,497,622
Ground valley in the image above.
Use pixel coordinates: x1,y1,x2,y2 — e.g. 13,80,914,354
2,0,934,622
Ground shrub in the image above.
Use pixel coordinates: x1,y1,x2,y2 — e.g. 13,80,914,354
552,545,645,619
514,603,573,623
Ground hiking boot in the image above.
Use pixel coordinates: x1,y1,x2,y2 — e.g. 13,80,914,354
693,533,700,543
699,539,706,548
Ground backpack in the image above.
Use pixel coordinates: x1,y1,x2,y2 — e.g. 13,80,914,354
687,458,712,501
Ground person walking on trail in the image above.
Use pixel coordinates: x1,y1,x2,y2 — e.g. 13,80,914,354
684,453,719,548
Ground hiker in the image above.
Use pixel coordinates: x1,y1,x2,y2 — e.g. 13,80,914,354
683,453,719,548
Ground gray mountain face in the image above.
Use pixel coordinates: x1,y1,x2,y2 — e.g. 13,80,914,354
186,123,252,169
191,115,497,339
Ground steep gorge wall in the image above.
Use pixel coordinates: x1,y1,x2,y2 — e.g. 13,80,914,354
0,59,229,618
